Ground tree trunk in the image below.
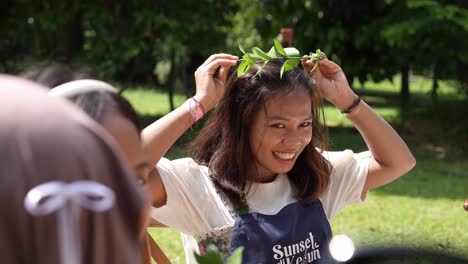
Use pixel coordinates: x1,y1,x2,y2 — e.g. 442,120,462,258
431,63,439,103
347,74,354,90
180,56,190,98
167,51,176,111
401,64,410,107
60,12,83,60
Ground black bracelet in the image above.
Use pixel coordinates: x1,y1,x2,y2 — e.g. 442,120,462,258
341,97,361,115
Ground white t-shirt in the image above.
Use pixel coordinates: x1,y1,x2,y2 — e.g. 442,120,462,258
152,149,371,263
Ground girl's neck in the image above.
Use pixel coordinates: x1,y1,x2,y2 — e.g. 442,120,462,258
255,173,278,183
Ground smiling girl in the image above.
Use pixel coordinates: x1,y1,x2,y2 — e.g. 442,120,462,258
143,53,416,263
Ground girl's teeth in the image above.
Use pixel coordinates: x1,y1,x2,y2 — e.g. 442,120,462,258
274,152,295,160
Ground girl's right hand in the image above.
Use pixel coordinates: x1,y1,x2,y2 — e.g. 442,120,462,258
193,54,238,111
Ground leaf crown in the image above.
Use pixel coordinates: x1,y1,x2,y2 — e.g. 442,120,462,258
237,39,324,78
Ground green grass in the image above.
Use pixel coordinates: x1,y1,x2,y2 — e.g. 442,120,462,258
148,228,186,264
353,75,464,98
332,160,468,259
123,76,468,263
122,87,187,116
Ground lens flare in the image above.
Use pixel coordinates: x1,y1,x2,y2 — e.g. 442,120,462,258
329,234,355,262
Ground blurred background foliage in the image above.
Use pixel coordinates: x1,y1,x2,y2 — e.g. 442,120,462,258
1,0,467,106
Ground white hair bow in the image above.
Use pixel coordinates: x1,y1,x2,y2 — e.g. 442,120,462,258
24,181,115,264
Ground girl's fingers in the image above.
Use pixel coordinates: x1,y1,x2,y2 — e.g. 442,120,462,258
317,59,341,76
302,59,317,73
303,60,322,76
218,65,229,83
301,59,311,72
319,52,328,60
204,59,238,75
201,54,239,67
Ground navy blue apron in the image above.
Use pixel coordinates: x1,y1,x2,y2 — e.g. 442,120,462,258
229,201,333,264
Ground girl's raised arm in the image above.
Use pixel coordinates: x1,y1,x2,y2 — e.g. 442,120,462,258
141,54,238,206
302,54,416,196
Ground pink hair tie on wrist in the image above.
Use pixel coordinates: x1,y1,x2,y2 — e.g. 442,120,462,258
185,97,204,122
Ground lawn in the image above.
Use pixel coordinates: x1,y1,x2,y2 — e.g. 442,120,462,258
122,75,468,263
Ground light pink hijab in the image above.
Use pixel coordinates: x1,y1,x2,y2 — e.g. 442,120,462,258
0,75,149,264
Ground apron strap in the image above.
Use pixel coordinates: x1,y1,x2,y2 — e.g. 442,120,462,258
234,208,249,216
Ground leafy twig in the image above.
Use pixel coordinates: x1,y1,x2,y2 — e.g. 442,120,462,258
237,40,325,78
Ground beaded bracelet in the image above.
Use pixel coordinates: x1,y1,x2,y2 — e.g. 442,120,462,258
341,97,361,116
185,97,205,122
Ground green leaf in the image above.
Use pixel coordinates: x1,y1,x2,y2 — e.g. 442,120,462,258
252,47,271,60
255,60,269,76
237,60,249,77
239,43,246,54
248,53,264,60
310,49,324,62
267,46,277,57
273,39,286,56
284,47,300,58
280,59,300,78
280,63,287,79
243,53,254,64
226,247,244,264
194,245,224,264
245,64,253,75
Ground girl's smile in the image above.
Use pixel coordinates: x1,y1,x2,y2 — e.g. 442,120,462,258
273,151,296,161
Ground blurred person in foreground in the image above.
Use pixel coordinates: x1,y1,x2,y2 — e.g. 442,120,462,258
49,79,170,264
0,75,149,263
24,65,170,263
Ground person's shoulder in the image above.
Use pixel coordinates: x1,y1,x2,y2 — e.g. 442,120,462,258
158,157,206,168
157,157,209,180
172,157,207,169
318,148,354,164
318,148,371,166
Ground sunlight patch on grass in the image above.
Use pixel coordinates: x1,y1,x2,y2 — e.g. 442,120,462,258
122,88,187,116
332,193,468,259
324,105,400,127
353,75,462,98
333,160,468,258
148,228,186,264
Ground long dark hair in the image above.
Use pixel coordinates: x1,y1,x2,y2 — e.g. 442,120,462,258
191,60,331,210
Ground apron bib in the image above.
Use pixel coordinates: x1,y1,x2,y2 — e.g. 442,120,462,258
229,201,332,264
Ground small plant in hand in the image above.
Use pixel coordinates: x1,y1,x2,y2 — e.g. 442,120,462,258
194,245,243,264
237,39,324,78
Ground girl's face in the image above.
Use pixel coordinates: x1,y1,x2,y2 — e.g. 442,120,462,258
100,106,151,236
100,106,150,184
249,88,313,183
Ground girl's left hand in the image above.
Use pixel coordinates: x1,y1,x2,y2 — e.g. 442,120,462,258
302,53,357,111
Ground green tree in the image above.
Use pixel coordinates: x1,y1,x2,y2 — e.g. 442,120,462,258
241,0,399,88
231,0,467,105
381,0,468,103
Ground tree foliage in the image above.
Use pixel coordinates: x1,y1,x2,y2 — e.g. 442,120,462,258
1,0,466,98
235,0,467,100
